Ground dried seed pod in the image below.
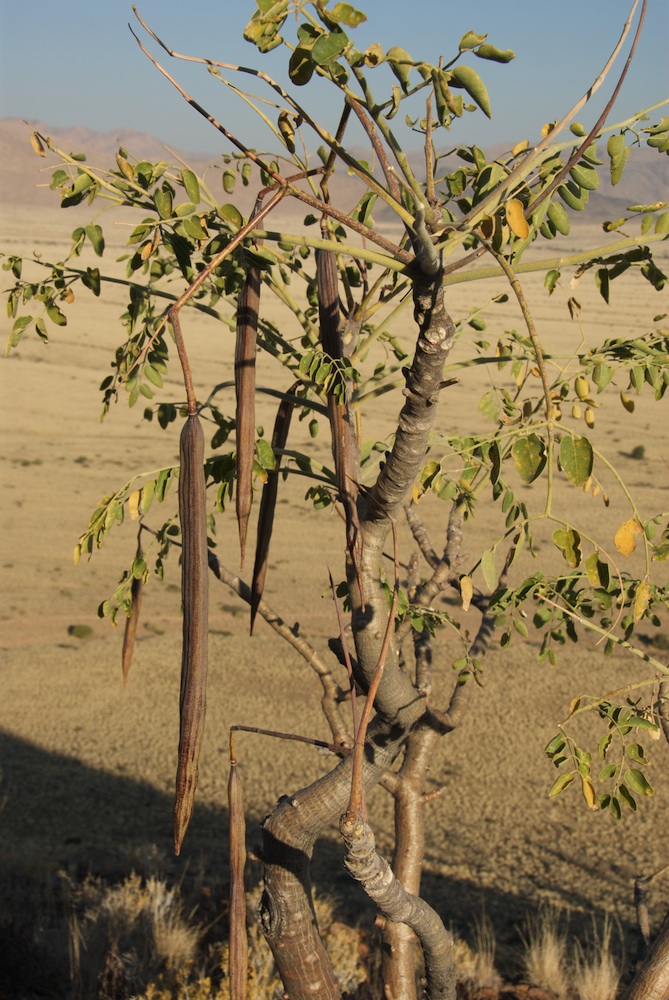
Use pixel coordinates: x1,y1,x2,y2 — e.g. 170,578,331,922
235,266,261,568
122,575,143,687
316,248,364,603
228,739,248,999
174,413,209,855
250,383,298,634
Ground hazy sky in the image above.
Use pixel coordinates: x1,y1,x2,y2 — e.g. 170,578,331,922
0,1,667,155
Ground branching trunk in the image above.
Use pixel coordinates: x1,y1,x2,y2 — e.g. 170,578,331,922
260,714,424,999
340,814,455,1000
260,250,459,997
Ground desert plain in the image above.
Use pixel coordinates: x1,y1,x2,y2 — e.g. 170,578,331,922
0,119,668,993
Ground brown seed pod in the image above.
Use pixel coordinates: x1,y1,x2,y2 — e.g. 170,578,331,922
316,248,364,604
250,383,298,634
122,575,143,687
174,413,209,855
228,738,248,999
235,266,261,568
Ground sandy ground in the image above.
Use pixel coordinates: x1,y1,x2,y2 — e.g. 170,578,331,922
1,187,669,981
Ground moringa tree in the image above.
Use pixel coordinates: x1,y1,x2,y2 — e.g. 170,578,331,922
3,1,669,996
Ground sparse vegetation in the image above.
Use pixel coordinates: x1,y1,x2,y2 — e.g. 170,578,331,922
2,0,669,996
67,623,94,640
522,908,571,999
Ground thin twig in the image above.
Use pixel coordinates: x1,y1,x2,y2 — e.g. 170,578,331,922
169,308,197,415
329,570,359,740
129,22,412,262
526,0,648,215
231,724,350,757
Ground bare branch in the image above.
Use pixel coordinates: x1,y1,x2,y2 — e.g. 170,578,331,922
339,815,456,1000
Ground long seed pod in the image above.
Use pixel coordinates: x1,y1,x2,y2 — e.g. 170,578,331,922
250,382,298,634
235,266,261,568
228,733,248,1000
174,413,209,855
122,575,143,687
316,247,364,603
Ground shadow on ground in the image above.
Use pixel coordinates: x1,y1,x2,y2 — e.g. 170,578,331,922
0,729,643,997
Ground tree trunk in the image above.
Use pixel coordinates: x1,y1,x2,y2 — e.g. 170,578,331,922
625,911,669,1000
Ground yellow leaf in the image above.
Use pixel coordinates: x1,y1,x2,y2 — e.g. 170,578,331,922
567,697,581,718
30,132,46,157
614,517,643,557
633,578,650,623
460,575,473,612
506,198,529,239
511,139,529,156
581,776,597,810
73,543,81,567
128,490,141,521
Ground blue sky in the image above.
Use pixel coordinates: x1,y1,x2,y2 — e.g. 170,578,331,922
0,1,667,154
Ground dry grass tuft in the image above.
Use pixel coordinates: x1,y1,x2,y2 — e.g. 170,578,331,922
74,872,201,997
452,914,502,990
522,907,571,999
572,918,621,1000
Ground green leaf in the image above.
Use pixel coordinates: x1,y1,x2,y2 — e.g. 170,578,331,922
46,304,67,327
655,212,669,234
181,169,200,204
558,181,588,211
9,315,32,348
607,132,629,186
585,551,609,589
559,435,593,485
289,45,315,85
183,215,208,240
544,268,560,293
545,734,566,756
154,187,173,219
618,784,637,811
145,365,164,388
459,30,487,50
386,46,413,92
82,267,101,296
629,716,659,733
449,65,492,118
569,163,600,191
478,390,499,422
474,44,515,63
255,436,276,471
329,2,366,27
85,224,105,257
627,743,648,764
592,362,614,392
549,772,575,797
547,202,570,236
311,27,349,66
218,203,243,229
552,527,582,568
511,433,546,483
624,768,653,796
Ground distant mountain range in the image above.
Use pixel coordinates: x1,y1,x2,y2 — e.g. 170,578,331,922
1,117,666,221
